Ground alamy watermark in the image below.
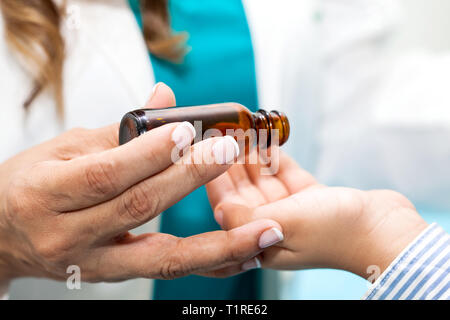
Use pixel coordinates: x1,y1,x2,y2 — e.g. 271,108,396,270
66,265,81,290
366,265,381,289
171,121,281,175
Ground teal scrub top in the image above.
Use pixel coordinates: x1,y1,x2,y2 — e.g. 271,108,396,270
128,0,261,299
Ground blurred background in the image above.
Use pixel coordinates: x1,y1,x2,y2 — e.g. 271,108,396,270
392,0,450,52
280,0,450,299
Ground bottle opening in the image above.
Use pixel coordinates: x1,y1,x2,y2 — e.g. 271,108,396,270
254,109,290,147
269,110,290,146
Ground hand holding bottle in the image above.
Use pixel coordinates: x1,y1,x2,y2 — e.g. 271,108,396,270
0,83,283,287
207,149,428,278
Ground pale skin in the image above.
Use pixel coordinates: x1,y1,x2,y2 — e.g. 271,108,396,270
207,148,429,279
0,83,283,288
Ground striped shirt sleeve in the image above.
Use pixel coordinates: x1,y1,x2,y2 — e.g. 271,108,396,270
363,223,450,300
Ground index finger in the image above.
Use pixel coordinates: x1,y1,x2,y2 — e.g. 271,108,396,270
47,121,196,211
98,219,284,280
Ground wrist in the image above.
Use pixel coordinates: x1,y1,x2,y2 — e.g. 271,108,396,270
348,196,428,279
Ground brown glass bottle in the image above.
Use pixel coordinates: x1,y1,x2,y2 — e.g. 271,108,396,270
119,103,290,150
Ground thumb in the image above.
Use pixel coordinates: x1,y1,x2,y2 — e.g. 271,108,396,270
102,219,285,280
145,82,176,109
214,203,254,231
158,218,285,278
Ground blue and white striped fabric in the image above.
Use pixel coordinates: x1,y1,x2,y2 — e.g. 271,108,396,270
364,223,450,300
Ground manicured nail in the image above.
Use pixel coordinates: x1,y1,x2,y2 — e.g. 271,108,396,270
259,228,284,249
212,136,240,165
172,122,196,150
242,257,261,271
152,82,162,97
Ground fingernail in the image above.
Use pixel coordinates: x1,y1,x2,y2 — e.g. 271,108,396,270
151,82,162,97
259,228,284,249
212,136,240,165
172,122,196,149
242,257,261,271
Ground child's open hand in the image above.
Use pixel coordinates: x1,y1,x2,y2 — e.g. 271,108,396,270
207,149,428,279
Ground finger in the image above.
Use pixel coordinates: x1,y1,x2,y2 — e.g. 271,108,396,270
198,243,305,276
98,219,284,280
206,165,265,227
245,163,290,203
227,165,268,206
144,82,176,109
275,150,316,193
244,148,290,202
198,256,262,278
216,203,255,231
87,123,121,151
207,151,290,227
75,135,241,238
206,171,238,209
217,199,299,252
47,121,196,211
258,246,305,270
206,171,244,226
197,265,246,278
251,192,316,246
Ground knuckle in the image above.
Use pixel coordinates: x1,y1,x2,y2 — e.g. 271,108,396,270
5,173,34,220
221,232,243,263
65,127,89,137
5,163,60,221
142,143,164,166
120,182,160,224
187,161,209,182
33,234,75,265
84,159,118,197
160,257,184,280
53,128,90,159
57,127,89,147
159,241,192,280
5,179,26,215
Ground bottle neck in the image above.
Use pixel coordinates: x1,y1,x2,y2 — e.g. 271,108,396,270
252,109,290,147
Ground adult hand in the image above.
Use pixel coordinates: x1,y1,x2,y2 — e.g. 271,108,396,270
207,149,428,278
0,83,282,287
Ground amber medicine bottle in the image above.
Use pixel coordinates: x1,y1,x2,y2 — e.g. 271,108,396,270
119,103,290,149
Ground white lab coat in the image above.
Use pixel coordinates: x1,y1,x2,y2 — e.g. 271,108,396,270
1,0,449,299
